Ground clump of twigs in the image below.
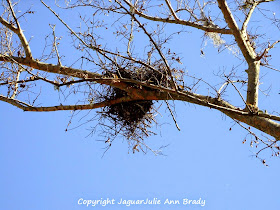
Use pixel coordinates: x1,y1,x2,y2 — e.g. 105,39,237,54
99,64,169,147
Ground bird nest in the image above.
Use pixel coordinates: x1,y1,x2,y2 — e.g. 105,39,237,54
100,65,170,142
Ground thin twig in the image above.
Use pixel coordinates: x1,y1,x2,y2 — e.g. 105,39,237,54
50,24,62,66
225,75,251,112
257,40,280,61
165,100,180,131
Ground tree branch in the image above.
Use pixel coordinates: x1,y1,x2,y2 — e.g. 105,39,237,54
217,0,260,108
257,40,280,61
10,65,21,99
119,0,178,91
0,77,40,86
164,0,179,21
2,53,280,121
0,54,102,79
1,56,280,140
217,0,256,62
122,0,232,35
165,100,180,131
0,16,18,33
49,24,62,66
225,75,252,112
241,1,258,33
6,0,32,58
0,94,133,112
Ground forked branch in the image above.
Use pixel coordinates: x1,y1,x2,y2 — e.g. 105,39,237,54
122,0,232,34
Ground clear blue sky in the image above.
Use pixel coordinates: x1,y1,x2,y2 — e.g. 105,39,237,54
1,1,280,210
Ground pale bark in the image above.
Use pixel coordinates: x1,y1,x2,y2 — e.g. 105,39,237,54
217,0,259,108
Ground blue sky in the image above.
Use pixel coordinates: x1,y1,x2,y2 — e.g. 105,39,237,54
1,1,280,210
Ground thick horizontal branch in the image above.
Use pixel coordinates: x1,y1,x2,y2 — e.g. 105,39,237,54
1,54,280,139
96,77,280,123
2,54,280,121
158,90,280,139
2,71,280,139
3,77,280,139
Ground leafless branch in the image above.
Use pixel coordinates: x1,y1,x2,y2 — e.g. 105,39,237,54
6,0,32,58
164,0,179,21
165,100,180,131
118,0,178,91
241,1,258,33
257,40,280,61
10,64,21,98
0,94,133,112
123,0,232,34
49,24,62,66
225,75,251,112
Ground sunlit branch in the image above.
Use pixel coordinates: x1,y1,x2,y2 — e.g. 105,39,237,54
0,94,133,112
6,0,32,58
217,0,256,62
24,67,60,86
164,0,179,21
217,0,261,108
257,0,276,3
50,24,62,66
241,1,258,33
123,0,232,34
0,16,17,32
0,54,102,79
2,52,280,123
10,64,21,99
127,17,134,57
217,80,247,96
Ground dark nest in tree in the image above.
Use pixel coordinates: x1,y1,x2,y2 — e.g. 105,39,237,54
99,64,170,146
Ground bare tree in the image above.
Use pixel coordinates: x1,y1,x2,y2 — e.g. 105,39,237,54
0,0,280,160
